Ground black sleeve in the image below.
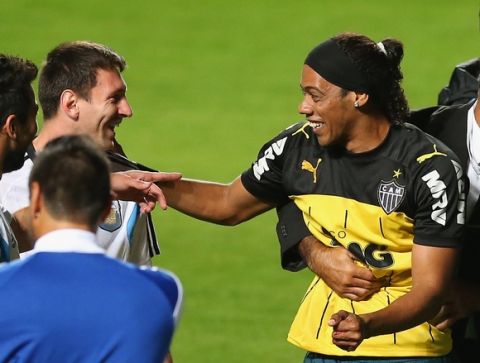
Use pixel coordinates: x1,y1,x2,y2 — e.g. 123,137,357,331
241,122,306,205
413,142,466,248
107,151,158,172
276,201,311,271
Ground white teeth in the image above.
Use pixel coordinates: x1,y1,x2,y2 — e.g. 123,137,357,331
308,121,323,129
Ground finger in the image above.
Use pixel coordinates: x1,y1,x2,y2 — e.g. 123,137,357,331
332,339,359,352
348,277,383,289
350,266,377,282
328,310,349,327
139,195,157,213
127,179,152,192
154,172,182,182
435,318,453,331
127,171,182,183
332,331,359,350
343,291,371,301
145,184,168,210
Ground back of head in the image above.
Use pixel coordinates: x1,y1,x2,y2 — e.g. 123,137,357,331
304,32,409,123
0,54,37,127
38,41,126,120
332,32,409,123
29,135,111,227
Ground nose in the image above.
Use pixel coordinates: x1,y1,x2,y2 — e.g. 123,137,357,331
298,95,313,116
119,98,133,118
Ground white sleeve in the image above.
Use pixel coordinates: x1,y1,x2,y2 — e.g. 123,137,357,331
0,161,32,214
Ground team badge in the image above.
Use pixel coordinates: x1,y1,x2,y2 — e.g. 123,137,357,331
99,200,122,232
377,180,405,214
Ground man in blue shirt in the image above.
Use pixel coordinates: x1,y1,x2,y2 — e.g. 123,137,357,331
0,135,182,362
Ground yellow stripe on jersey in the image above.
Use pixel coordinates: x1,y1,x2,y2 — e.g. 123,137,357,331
287,194,451,357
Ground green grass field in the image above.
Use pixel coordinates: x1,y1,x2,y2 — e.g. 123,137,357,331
3,0,480,361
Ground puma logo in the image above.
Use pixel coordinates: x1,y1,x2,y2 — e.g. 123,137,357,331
416,144,447,164
292,123,310,139
302,158,322,183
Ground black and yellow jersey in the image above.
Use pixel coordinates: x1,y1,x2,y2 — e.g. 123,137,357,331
241,121,466,357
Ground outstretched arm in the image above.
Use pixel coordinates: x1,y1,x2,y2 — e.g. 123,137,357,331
328,244,458,351
158,176,274,225
110,170,182,213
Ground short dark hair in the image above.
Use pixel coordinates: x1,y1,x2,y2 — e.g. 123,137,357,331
29,135,111,227
38,41,126,120
333,33,410,123
0,54,38,127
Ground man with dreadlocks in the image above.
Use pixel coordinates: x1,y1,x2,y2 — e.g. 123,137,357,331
157,32,465,363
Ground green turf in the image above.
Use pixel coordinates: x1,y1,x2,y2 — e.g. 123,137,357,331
2,0,480,361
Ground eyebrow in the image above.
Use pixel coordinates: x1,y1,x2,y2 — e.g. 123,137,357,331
108,87,127,99
300,85,325,95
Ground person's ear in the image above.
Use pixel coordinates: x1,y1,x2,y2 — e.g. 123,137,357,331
2,114,19,140
353,92,369,108
60,89,80,120
29,181,42,220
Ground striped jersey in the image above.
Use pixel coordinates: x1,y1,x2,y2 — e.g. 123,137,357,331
241,121,465,357
0,147,159,265
0,206,19,262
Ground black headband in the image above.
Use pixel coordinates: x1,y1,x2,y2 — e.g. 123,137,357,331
304,38,370,93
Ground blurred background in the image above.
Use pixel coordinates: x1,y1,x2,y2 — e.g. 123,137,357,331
3,0,479,361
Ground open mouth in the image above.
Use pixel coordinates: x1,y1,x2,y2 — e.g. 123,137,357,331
107,119,122,133
308,120,324,129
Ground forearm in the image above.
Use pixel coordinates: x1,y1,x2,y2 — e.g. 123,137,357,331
159,177,273,225
360,244,458,338
160,179,237,224
298,235,328,270
360,287,445,338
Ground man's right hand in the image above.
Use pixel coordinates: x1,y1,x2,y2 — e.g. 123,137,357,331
298,236,384,301
110,170,182,213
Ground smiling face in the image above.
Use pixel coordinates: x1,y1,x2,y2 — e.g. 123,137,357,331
299,64,358,148
76,68,132,150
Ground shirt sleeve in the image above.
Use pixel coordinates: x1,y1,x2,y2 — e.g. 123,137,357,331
413,146,466,248
139,267,183,326
240,126,298,205
276,201,309,271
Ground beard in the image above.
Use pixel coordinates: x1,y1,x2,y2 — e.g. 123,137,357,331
3,147,27,173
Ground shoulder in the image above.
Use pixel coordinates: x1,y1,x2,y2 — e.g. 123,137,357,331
390,123,461,166
0,257,31,285
259,122,316,153
265,122,314,142
0,159,33,214
1,158,33,180
431,101,473,119
137,266,183,320
251,121,316,162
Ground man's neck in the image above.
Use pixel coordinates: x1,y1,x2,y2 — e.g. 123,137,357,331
344,115,391,153
32,117,71,152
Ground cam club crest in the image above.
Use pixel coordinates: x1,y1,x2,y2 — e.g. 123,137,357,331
377,180,405,214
